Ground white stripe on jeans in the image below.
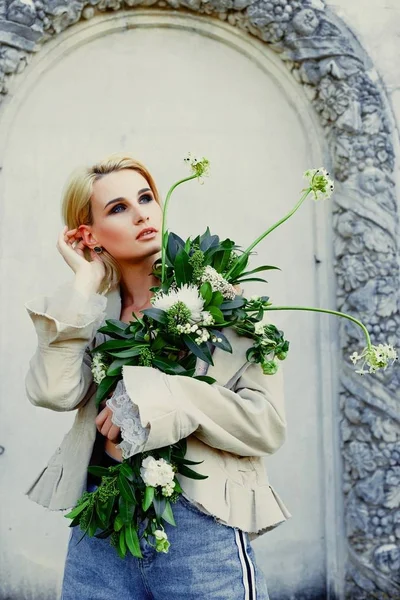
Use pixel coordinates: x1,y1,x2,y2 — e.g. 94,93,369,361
234,529,257,599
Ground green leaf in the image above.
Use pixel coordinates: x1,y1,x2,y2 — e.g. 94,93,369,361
239,265,280,276
174,250,193,286
95,376,119,408
152,495,167,519
157,446,172,461
95,501,108,529
88,513,99,537
118,528,127,558
64,499,90,520
167,232,185,262
142,486,155,512
199,227,211,244
200,234,219,253
103,497,115,525
234,277,268,284
74,506,94,546
171,455,205,466
173,478,183,493
208,306,224,323
87,465,115,478
120,463,135,482
98,319,132,337
162,501,176,526
106,358,134,377
152,356,187,375
94,526,114,539
220,296,245,310
228,254,249,280
141,308,168,324
108,347,145,359
68,515,82,528
209,329,232,353
182,334,214,365
178,464,209,480
118,496,135,525
125,523,143,558
105,319,131,331
114,515,124,532
210,291,224,307
151,335,168,352
184,237,191,253
200,282,212,305
212,249,232,273
91,339,140,352
117,475,137,504
193,375,217,385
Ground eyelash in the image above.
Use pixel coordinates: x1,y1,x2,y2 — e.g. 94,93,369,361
110,194,153,214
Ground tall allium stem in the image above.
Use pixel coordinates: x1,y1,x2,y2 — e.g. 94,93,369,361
263,305,372,349
225,187,312,280
161,174,198,282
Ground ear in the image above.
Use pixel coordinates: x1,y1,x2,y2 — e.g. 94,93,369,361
78,224,99,249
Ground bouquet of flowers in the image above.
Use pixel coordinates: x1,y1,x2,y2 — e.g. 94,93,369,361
65,155,397,558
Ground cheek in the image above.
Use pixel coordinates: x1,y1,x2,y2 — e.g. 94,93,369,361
97,220,130,243
152,203,163,224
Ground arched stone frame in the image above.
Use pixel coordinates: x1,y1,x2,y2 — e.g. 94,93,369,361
0,1,399,599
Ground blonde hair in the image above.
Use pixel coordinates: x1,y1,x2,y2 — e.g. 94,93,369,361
61,153,161,295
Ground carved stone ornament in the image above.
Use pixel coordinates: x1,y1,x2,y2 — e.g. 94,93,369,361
0,0,398,597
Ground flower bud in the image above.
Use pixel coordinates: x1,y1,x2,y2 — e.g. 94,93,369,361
261,360,278,375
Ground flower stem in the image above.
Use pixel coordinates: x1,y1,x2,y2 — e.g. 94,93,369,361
161,174,198,282
225,187,312,280
263,306,372,349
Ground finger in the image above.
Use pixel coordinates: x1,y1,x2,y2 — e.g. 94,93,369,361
66,230,83,240
100,421,111,437
107,425,121,442
95,409,108,429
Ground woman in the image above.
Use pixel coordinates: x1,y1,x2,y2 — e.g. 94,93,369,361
24,153,291,599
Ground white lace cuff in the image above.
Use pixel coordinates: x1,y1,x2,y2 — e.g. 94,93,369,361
106,379,150,459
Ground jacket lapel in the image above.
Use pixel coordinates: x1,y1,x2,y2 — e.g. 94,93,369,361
104,284,122,320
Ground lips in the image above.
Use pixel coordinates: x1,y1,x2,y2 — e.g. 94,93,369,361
136,227,158,240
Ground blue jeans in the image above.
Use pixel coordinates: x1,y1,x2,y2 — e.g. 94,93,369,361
61,481,270,599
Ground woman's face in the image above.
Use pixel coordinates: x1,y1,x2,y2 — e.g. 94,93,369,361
82,169,162,263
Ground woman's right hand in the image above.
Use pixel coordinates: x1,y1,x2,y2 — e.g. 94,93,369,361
56,226,106,284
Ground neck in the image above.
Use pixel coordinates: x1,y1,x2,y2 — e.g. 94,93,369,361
118,253,160,310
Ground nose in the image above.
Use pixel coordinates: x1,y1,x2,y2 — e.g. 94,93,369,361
133,208,149,225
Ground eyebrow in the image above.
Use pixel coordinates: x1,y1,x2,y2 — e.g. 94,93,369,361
103,188,152,210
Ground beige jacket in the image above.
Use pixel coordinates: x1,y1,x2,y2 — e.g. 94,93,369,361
24,280,291,539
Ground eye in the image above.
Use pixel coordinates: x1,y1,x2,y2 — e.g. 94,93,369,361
110,203,126,214
139,194,153,204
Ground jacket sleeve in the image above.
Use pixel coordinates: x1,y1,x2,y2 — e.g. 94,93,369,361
24,281,107,412
122,358,286,457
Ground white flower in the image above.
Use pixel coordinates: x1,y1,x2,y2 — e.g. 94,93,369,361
254,322,264,335
350,343,398,375
91,352,107,384
154,529,168,541
201,311,215,326
161,482,176,497
303,167,334,200
200,266,237,300
140,456,175,488
195,328,210,345
152,284,204,323
154,528,170,553
183,152,210,178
